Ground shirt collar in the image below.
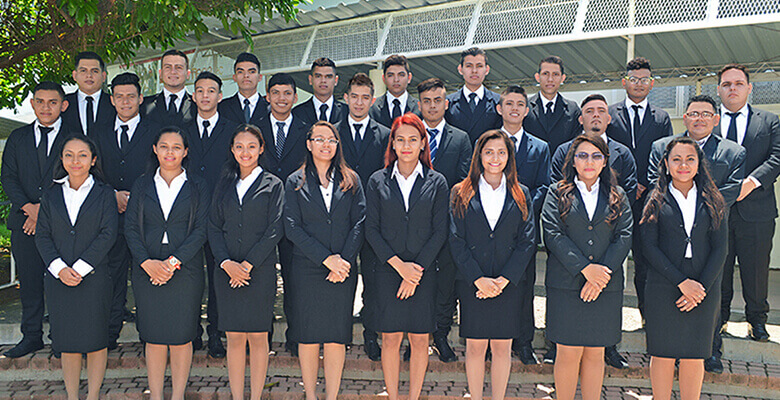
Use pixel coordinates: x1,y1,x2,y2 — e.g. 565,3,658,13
238,92,260,107
463,85,485,101
478,174,506,193
423,119,446,134
35,117,62,132
115,114,141,132
55,174,95,192
600,132,609,145
270,113,293,128
668,181,698,200
197,112,219,130
312,95,334,112
163,87,187,99
387,91,409,110
720,102,749,118
624,97,648,110
392,161,424,181
686,131,712,148
540,93,559,109
348,115,369,128
239,166,263,184
154,167,188,186
78,89,102,103
574,176,600,195
501,126,524,145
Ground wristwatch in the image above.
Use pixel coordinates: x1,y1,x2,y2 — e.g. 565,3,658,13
167,256,182,270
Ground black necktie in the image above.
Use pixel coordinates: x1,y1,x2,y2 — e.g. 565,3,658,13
243,99,251,123
38,126,53,174
119,125,130,152
468,93,478,112
726,111,739,143
275,122,286,158
391,99,402,121
353,124,363,153
202,120,211,139
85,96,95,136
631,105,642,148
546,102,554,115
168,94,178,115
319,104,328,121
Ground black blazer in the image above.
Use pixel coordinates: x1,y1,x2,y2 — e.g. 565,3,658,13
449,185,536,285
94,118,160,193
551,137,638,203
184,116,239,192
716,106,780,222
335,118,390,189
513,132,551,215
649,133,746,207
292,98,348,127
35,179,118,271
62,92,116,138
641,189,728,291
523,93,582,152
218,94,270,126
284,169,366,265
542,182,633,292
365,166,450,270
606,102,673,188
1,122,76,230
208,171,284,268
124,173,209,267
432,124,472,188
141,91,197,129
258,116,309,182
369,93,420,128
445,88,503,144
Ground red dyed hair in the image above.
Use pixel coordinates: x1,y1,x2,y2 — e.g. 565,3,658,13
384,113,433,169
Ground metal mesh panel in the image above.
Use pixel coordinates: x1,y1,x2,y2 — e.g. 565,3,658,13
752,81,780,105
584,0,629,31
718,0,780,18
634,0,707,26
474,0,578,44
307,18,383,63
646,85,677,109
383,4,475,55
253,29,314,70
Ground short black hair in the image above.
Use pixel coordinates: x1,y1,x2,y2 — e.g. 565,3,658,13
310,57,336,74
539,56,565,75
626,57,651,74
267,73,296,92
460,47,487,65
74,51,106,71
161,49,189,68
195,71,222,91
111,72,142,95
580,93,608,109
33,81,65,100
234,52,261,71
500,85,528,104
718,63,750,84
384,54,410,74
416,78,445,95
346,73,374,95
687,95,718,112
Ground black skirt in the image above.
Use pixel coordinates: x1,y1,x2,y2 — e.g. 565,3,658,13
214,261,276,333
45,269,111,353
374,262,436,334
457,279,521,339
546,287,622,347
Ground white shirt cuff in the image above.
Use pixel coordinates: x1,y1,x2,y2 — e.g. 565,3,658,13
748,176,761,188
72,259,94,277
48,258,68,278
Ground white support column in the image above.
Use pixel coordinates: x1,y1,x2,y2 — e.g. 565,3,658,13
626,35,635,63
370,67,386,98
300,27,319,68
464,0,485,47
706,0,720,21
572,0,591,34
375,15,393,58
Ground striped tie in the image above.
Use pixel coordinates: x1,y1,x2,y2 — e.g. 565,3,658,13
428,128,439,162
275,122,286,159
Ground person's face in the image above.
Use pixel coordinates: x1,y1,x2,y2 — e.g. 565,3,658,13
307,125,338,164
457,54,490,88
233,61,261,93
717,68,752,111
308,66,338,98
665,143,699,185
573,141,606,183
153,132,188,170
193,79,222,114
383,65,412,97
266,84,297,116
481,138,509,176
392,125,424,165
31,90,68,126
534,62,566,97
419,87,449,124
61,139,95,180
579,100,612,135
496,93,529,126
344,85,373,120
683,102,720,140
159,55,190,90
72,59,106,95
232,131,263,170
622,68,654,100
111,84,143,121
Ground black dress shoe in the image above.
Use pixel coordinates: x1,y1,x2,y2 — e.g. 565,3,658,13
432,336,458,363
513,344,539,365
192,335,203,351
542,346,556,364
123,308,136,323
108,340,119,351
402,345,411,362
748,323,770,342
604,346,629,369
208,336,226,358
364,339,381,361
285,341,299,357
704,356,724,374
3,339,44,358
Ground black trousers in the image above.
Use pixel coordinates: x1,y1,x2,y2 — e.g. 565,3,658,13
278,238,295,343
360,243,379,341
721,211,774,325
196,243,220,340
515,256,536,347
11,230,46,341
107,234,131,342
631,193,649,318
434,244,456,339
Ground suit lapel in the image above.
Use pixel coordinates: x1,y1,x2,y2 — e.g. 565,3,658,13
590,187,608,224
304,171,329,215
280,119,305,160
742,106,760,148
124,120,148,155
73,181,101,227
547,97,566,131
50,185,72,226
385,169,405,210
493,190,515,231
330,175,345,214
407,170,426,212
515,133,529,165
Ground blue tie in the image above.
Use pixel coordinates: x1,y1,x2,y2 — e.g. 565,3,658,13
428,128,439,162
243,99,251,123
275,122,286,159
468,93,477,112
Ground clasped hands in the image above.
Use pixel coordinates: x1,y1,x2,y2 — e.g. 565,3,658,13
21,203,39,236
323,254,351,283
58,268,83,287
222,260,255,288
141,259,177,286
474,276,509,299
580,263,612,302
676,278,706,312
389,256,423,300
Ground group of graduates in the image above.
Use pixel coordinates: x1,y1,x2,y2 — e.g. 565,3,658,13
1,46,778,400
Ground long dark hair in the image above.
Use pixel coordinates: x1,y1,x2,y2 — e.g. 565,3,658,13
384,113,433,169
640,136,726,229
146,126,189,173
451,130,528,220
557,134,624,224
214,124,265,201
296,121,358,193
52,135,106,184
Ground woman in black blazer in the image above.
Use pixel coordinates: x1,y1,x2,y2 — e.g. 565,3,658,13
36,135,118,400
208,124,284,400
640,136,728,400
365,113,449,400
284,121,365,400
449,130,536,400
124,127,209,400
541,134,632,400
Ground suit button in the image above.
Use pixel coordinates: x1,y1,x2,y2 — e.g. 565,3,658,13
588,239,593,245
238,239,242,243
238,223,242,228
120,160,125,165
489,233,494,239
588,225,593,231
238,207,242,212
588,255,594,260
70,230,75,235
404,216,409,221
327,219,332,224
200,166,205,171
38,186,42,191
119,178,124,182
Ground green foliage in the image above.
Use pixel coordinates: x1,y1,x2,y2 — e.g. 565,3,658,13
0,0,306,109
0,223,9,252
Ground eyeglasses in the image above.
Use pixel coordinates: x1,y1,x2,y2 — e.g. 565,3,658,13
309,137,339,145
685,111,716,119
574,152,605,162
624,76,654,85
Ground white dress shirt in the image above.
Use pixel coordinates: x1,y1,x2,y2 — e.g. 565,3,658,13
540,93,559,113
669,182,697,258
463,85,485,103
392,161,424,211
236,166,263,205
34,117,63,155
48,175,96,278
163,87,187,112
387,91,409,113
575,177,600,220
312,95,335,121
720,103,749,145
114,114,141,148
501,126,525,152
77,90,102,135
478,174,507,230
154,168,188,244
348,115,369,141
625,97,648,126
424,119,447,139
320,182,334,212
238,92,260,118
270,113,293,149
196,113,219,139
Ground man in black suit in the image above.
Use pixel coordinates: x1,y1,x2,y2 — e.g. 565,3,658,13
369,54,419,128
523,56,582,153
444,47,502,144
141,49,196,128
2,82,74,357
292,57,348,127
62,51,116,138
418,77,472,363
218,52,269,126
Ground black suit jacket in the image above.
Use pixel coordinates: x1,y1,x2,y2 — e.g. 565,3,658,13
369,93,420,128
445,88,503,144
649,133,746,207
62,91,116,138
524,93,582,152
606,102,673,188
1,122,76,230
218,94,269,126
449,186,536,285
184,116,239,193
141,91,197,129
641,190,728,291
431,124,472,188
335,118,390,188
365,166,450,271
292,97,348,127
208,171,284,268
258,116,309,182
512,131,551,215
542,182,633,292
95,118,160,193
